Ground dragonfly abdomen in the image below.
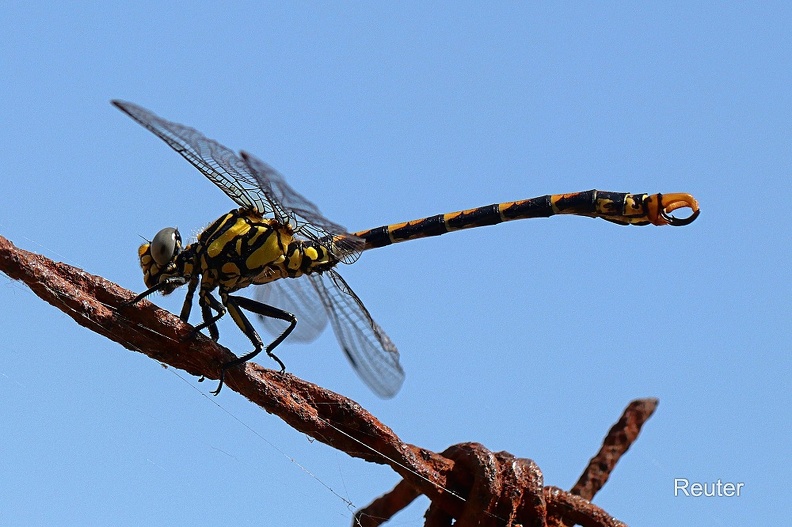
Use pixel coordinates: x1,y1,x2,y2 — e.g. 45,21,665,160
352,202,534,250
353,190,699,250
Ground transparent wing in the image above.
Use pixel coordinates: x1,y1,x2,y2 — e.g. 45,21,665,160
112,100,363,264
241,151,364,264
308,270,405,398
254,277,329,343
240,151,346,236
112,100,290,222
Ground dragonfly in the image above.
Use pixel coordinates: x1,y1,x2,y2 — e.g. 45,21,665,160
114,100,700,397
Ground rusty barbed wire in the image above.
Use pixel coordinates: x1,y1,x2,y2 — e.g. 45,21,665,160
570,398,659,501
353,400,659,526
353,400,653,527
1,234,657,527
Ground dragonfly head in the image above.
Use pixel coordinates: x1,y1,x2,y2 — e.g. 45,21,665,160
138,227,184,293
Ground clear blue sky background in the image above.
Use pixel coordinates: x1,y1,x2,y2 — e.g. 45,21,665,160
1,3,789,526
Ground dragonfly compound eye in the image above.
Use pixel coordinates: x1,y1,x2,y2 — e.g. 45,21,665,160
150,227,182,266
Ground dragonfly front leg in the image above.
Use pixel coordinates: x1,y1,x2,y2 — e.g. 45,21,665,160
122,276,188,306
211,293,296,395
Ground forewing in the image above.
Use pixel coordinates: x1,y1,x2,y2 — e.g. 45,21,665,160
309,271,404,398
241,151,346,234
254,277,328,343
113,100,284,218
241,151,364,264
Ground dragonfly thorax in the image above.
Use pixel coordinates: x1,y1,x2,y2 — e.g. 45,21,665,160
192,208,342,293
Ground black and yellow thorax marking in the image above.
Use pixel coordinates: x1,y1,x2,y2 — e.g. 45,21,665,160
138,208,339,295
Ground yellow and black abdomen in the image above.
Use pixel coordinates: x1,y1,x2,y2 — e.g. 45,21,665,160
196,208,294,291
352,190,699,250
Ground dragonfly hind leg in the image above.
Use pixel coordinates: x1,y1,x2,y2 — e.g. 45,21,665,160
211,293,296,395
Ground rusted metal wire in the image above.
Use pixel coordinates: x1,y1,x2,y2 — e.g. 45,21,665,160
355,398,658,527
1,234,656,527
354,479,421,527
355,442,632,527
570,398,659,501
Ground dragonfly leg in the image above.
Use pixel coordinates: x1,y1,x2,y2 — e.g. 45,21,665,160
121,276,188,306
190,281,220,341
191,290,225,340
200,301,220,341
211,293,295,396
179,275,199,322
180,277,222,342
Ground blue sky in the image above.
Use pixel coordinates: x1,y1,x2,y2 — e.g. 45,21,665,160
1,2,789,526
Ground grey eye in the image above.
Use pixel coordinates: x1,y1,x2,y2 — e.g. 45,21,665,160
150,227,181,266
